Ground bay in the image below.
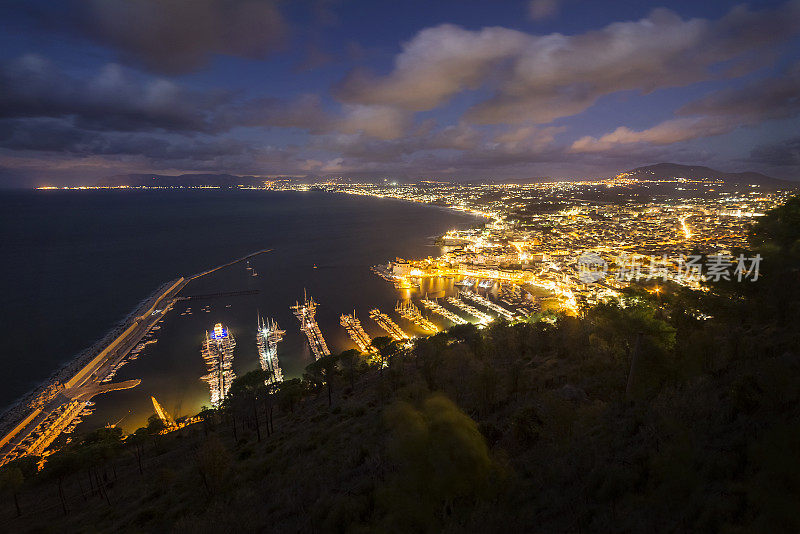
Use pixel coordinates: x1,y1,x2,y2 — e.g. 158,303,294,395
0,189,478,432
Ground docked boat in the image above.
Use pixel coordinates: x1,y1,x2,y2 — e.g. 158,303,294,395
200,323,236,407
257,315,285,384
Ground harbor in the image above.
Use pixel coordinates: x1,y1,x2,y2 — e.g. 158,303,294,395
368,309,410,341
396,300,440,333
0,249,273,464
0,196,481,461
257,315,285,384
340,311,374,353
420,296,469,325
290,291,331,360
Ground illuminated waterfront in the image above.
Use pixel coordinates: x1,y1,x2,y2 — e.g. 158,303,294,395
0,189,480,435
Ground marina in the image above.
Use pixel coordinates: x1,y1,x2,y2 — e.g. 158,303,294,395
257,315,285,384
340,311,374,353
290,291,331,360
395,300,439,333
420,296,469,325
368,308,410,341
200,323,236,407
446,296,494,324
0,192,477,461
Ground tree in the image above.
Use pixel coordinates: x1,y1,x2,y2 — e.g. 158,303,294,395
197,405,218,436
370,336,394,366
0,466,24,517
128,427,149,475
338,349,362,391
278,379,304,414
226,369,271,441
305,353,340,406
147,414,166,435
380,393,498,529
42,449,79,515
194,435,231,497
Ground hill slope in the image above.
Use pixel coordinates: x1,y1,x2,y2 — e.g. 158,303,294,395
626,162,793,187
1,196,799,533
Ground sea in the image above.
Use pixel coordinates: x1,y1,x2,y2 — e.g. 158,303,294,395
0,189,480,432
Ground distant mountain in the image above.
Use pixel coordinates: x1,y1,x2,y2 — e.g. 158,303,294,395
624,163,794,188
97,173,265,188
490,176,556,185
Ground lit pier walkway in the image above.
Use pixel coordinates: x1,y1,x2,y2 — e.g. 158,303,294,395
459,289,516,320
446,296,493,324
420,298,468,325
291,292,331,360
396,301,439,333
340,312,374,353
369,309,410,341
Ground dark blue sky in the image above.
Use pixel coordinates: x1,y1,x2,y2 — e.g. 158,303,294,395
0,0,798,186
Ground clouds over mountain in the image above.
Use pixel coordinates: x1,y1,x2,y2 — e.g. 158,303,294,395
1,1,799,182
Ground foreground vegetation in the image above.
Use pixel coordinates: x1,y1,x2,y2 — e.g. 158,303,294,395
1,197,799,533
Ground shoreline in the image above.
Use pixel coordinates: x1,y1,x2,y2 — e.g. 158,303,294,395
0,189,479,449
0,279,181,446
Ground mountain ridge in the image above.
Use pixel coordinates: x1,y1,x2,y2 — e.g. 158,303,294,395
624,162,792,186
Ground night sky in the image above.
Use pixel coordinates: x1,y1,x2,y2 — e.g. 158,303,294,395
1,0,798,187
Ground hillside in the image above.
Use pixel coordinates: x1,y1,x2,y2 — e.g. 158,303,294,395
626,163,793,187
0,196,798,532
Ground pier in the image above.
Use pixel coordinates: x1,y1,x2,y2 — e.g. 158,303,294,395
395,301,439,333
291,291,331,360
340,312,374,353
420,297,468,325
369,309,410,341
459,289,517,320
446,296,494,324
0,247,275,465
257,316,285,384
188,248,273,280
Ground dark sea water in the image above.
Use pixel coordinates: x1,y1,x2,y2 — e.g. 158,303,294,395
0,189,479,432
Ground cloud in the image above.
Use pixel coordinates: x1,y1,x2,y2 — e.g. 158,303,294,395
528,0,561,21
0,55,225,133
0,117,251,161
334,24,529,111
0,55,415,145
750,137,800,167
334,3,800,125
78,0,287,74
570,64,800,152
227,96,412,140
336,105,412,140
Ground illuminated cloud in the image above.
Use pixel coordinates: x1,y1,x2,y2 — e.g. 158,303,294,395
570,64,800,152
336,3,800,125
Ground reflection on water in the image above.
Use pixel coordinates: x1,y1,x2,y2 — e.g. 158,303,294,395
84,265,474,433
76,203,479,433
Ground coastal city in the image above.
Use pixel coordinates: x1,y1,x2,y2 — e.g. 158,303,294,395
4,171,790,470
268,175,790,312
2,0,799,529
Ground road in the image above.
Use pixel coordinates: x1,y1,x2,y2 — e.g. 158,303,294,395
0,247,274,464
0,278,187,463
